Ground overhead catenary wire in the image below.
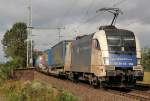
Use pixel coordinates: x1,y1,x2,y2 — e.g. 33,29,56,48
83,0,128,24
112,0,128,7
72,0,126,33
57,0,79,27
78,0,95,23
71,0,103,35
111,0,138,27
53,0,80,42
65,0,127,32
76,0,96,25
64,0,106,36
94,0,128,27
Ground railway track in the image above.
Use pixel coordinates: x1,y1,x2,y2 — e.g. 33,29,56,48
39,71,150,101
104,83,150,101
129,90,150,100
128,84,150,101
78,78,150,101
106,88,150,101
13,68,150,101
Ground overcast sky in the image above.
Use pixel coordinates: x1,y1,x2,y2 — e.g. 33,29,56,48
0,0,150,62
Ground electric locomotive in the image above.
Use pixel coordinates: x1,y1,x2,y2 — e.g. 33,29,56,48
70,25,143,87
70,8,143,87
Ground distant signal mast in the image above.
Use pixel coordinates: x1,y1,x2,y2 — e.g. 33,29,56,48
30,26,65,42
27,0,33,67
27,0,65,67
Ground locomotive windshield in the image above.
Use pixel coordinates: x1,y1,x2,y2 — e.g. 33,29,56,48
123,38,136,52
106,30,136,55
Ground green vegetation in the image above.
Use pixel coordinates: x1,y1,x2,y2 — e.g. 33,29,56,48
0,57,21,80
143,72,150,83
2,22,27,67
0,81,78,101
0,22,28,80
0,22,78,101
58,90,78,101
141,47,150,71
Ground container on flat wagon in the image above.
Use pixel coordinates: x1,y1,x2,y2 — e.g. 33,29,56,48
35,49,52,69
51,40,72,71
44,49,52,67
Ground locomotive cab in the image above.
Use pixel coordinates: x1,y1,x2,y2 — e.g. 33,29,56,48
94,25,144,87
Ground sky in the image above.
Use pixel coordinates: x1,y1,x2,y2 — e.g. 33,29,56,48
0,0,150,62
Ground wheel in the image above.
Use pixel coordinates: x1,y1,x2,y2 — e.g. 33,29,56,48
68,72,79,83
68,72,74,81
92,77,100,88
89,75,100,88
74,73,79,83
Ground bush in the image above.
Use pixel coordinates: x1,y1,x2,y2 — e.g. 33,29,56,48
142,47,150,71
0,81,79,101
0,81,55,101
0,57,23,80
58,90,78,101
19,81,55,101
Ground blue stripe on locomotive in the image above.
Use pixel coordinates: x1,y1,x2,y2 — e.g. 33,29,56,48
109,54,137,68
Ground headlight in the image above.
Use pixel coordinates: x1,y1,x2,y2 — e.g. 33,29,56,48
106,66,115,70
133,66,143,70
137,58,141,65
104,57,109,65
107,70,116,76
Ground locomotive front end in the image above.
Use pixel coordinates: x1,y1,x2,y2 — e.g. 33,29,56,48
94,26,144,87
104,27,143,86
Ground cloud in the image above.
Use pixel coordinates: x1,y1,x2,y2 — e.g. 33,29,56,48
0,0,150,62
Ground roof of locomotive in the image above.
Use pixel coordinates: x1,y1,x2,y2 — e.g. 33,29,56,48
75,25,135,40
99,25,134,35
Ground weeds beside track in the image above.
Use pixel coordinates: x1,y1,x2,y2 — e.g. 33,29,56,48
13,68,150,101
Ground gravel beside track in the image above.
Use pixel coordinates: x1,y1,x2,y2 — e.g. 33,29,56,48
34,71,137,101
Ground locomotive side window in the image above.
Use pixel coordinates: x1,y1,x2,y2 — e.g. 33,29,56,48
107,36,121,46
95,39,100,50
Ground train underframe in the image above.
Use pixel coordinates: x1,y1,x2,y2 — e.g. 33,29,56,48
63,68,144,88
105,68,144,87
37,66,144,88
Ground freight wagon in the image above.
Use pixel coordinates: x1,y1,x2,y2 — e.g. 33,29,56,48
35,49,52,73
50,40,72,71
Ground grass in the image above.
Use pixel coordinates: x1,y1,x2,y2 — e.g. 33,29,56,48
0,63,79,101
0,80,79,101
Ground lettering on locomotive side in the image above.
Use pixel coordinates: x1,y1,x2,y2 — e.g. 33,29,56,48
113,62,134,66
111,58,132,61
